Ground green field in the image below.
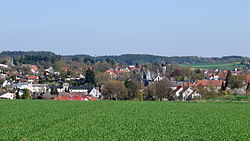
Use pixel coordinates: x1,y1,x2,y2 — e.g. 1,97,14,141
1,100,250,140
179,63,246,70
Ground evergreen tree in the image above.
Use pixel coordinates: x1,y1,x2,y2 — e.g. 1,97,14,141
85,67,96,85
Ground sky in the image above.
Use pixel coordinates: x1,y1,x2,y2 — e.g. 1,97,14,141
0,0,249,57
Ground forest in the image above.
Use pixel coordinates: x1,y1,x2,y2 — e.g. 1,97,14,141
0,51,249,65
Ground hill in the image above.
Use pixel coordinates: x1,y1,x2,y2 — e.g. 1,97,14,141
0,51,249,65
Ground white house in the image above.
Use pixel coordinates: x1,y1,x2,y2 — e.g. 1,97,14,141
13,83,49,93
45,67,54,73
172,85,201,100
69,86,89,93
0,64,8,68
2,80,10,87
0,93,15,99
153,75,164,82
89,87,102,98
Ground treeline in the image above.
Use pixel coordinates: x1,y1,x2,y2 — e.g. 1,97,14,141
1,51,249,65
0,51,61,66
63,54,249,65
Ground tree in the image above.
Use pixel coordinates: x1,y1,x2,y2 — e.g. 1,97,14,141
102,80,128,100
223,71,244,90
85,67,96,85
143,84,156,100
92,62,110,72
0,77,5,88
16,91,20,99
10,74,17,81
50,84,59,96
124,80,139,100
21,89,32,99
137,90,144,101
154,79,173,101
246,83,250,95
84,58,94,64
241,57,248,65
96,72,111,86
222,71,232,90
229,76,244,89
72,56,80,62
106,58,115,66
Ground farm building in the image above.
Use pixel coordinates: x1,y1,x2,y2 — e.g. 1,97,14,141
0,93,15,99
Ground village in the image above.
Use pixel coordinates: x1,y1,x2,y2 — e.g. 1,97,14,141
0,55,250,101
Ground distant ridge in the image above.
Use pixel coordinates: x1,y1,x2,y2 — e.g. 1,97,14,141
0,51,248,65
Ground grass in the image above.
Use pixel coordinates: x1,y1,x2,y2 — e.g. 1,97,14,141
179,63,246,70
208,95,250,102
0,100,250,140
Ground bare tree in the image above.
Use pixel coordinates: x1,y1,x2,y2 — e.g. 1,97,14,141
155,79,173,101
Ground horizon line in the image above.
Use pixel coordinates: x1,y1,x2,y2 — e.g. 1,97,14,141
0,50,249,58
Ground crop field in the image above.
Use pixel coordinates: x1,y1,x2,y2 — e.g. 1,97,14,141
179,63,246,70
0,100,250,140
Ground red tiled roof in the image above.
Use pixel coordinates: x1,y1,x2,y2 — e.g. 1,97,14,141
245,75,250,83
19,79,27,83
32,65,39,71
62,67,70,71
223,70,228,73
56,95,97,101
56,96,70,100
196,80,224,87
27,76,38,80
86,96,97,101
70,95,84,101
105,69,124,74
218,73,227,79
232,71,243,75
130,67,140,71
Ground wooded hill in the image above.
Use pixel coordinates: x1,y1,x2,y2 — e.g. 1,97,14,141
0,51,249,65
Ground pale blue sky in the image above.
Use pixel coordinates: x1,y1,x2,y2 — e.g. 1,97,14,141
0,0,249,57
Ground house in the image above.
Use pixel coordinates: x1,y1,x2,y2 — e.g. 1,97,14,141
31,84,50,94
188,80,225,89
141,70,153,86
27,75,39,83
153,75,164,82
0,64,8,68
13,83,49,94
59,92,88,97
57,84,92,93
57,83,69,92
31,65,39,74
231,71,243,76
18,79,28,83
0,93,15,99
62,67,70,72
45,67,54,73
171,85,200,100
2,80,10,87
245,75,250,83
105,69,125,78
55,96,70,100
128,65,140,72
69,86,92,93
205,71,227,80
89,87,101,98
